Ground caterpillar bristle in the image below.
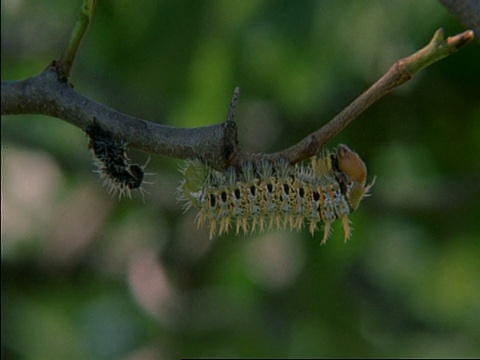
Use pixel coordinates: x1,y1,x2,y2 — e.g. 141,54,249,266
86,123,149,200
176,144,374,243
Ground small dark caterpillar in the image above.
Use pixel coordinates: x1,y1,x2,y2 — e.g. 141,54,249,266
86,123,147,199
177,144,374,243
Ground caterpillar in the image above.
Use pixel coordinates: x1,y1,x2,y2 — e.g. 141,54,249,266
86,123,148,199
177,144,375,243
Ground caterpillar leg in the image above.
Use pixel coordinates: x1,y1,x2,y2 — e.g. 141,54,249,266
341,215,352,242
308,220,318,237
320,222,332,245
219,217,231,236
235,217,248,235
208,220,217,240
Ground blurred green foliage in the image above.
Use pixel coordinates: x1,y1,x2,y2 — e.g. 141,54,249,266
2,0,480,358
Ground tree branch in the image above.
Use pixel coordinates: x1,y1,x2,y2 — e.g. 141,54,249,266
233,28,474,166
1,67,233,170
1,0,474,173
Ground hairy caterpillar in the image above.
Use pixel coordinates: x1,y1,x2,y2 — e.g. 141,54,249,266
177,144,374,243
86,123,148,199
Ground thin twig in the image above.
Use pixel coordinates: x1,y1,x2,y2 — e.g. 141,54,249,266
233,28,474,166
226,87,241,123
56,0,96,80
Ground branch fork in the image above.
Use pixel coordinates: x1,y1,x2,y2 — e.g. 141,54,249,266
1,0,475,172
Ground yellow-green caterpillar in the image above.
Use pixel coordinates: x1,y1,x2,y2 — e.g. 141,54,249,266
177,144,374,243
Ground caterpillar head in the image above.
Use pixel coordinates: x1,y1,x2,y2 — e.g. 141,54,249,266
335,144,374,210
336,144,367,185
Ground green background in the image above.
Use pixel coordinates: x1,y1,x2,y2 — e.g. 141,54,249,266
2,0,480,358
